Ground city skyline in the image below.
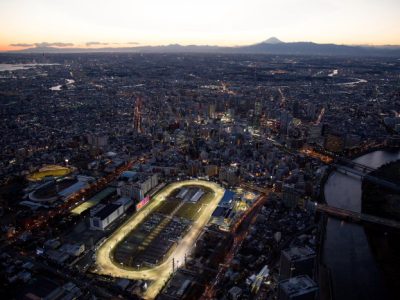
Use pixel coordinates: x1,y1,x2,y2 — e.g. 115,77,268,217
1,1,400,299
1,0,400,51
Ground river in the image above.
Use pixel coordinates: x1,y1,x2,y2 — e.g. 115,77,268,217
323,150,400,299
50,79,75,91
0,63,58,72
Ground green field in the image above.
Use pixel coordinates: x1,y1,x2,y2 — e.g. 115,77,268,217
27,165,72,181
175,190,215,220
155,199,181,215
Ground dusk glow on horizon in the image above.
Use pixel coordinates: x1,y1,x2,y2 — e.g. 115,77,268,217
1,0,400,51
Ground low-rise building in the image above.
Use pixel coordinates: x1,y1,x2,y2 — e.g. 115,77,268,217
59,243,85,257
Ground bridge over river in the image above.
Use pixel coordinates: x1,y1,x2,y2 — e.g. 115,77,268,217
316,203,400,230
332,157,400,193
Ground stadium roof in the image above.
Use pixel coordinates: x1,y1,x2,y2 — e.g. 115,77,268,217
218,190,235,206
71,187,116,215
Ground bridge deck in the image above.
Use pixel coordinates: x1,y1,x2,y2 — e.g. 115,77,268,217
335,158,376,173
317,204,400,230
332,164,400,192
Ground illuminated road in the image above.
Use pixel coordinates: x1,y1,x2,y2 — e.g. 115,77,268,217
95,180,225,299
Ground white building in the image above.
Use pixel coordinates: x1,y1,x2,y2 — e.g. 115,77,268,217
90,203,124,231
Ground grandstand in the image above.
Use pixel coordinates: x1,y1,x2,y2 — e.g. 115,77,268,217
176,187,205,203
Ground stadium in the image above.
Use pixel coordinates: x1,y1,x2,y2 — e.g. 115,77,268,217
94,179,225,299
27,165,73,181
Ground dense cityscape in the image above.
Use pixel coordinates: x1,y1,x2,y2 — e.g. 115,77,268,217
0,50,399,300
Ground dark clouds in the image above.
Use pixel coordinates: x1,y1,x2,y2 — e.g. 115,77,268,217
86,41,109,46
86,42,139,46
9,43,34,47
10,42,74,48
34,42,74,47
10,41,140,48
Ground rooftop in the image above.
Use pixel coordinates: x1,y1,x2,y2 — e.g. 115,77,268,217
71,187,116,215
93,203,121,220
279,275,318,297
282,246,315,261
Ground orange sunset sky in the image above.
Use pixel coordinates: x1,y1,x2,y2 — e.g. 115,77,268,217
1,0,400,51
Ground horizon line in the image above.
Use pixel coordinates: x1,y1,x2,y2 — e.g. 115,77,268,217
2,38,400,52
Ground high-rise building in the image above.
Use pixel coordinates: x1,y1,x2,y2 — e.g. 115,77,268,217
308,125,322,143
280,111,293,135
254,99,262,116
118,173,158,201
306,103,316,120
282,184,300,209
219,166,239,186
208,103,216,119
292,100,301,118
279,246,316,280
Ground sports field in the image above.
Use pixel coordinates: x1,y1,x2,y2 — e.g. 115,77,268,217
27,165,72,181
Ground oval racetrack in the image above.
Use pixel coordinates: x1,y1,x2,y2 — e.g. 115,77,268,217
94,179,225,299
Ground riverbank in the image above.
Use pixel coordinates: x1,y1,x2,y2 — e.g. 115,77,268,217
345,145,399,160
321,149,400,299
361,159,400,296
362,159,400,220
315,166,335,300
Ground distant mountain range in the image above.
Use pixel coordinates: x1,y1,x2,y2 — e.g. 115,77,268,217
6,38,400,57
